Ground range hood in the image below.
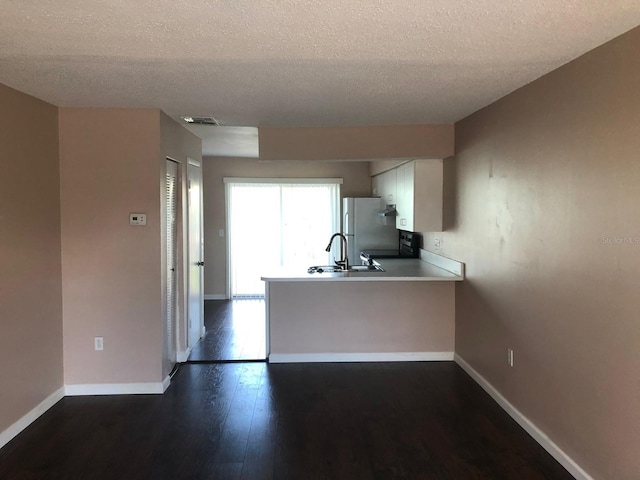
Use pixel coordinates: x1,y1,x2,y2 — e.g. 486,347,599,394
377,204,397,217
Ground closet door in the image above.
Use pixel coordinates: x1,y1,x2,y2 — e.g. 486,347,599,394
165,159,178,365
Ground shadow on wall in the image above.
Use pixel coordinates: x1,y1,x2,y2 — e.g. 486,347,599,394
454,279,511,369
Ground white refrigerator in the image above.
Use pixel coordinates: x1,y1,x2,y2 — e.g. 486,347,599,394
342,197,398,263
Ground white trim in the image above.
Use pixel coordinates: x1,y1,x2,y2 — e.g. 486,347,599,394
177,345,193,362
264,282,271,358
454,354,593,480
204,294,227,300
64,377,171,396
187,157,201,167
162,375,171,392
223,177,343,184
268,352,454,363
0,387,65,450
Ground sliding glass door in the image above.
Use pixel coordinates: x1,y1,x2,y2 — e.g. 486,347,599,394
225,178,341,297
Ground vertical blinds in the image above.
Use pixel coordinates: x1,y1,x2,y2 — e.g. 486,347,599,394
225,179,341,297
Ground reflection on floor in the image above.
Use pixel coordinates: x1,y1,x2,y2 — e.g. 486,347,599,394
0,362,575,479
188,299,266,361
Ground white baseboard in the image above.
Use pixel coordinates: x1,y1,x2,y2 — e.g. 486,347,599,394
204,294,227,300
454,354,592,480
177,346,193,363
0,387,65,450
268,351,454,363
65,376,171,396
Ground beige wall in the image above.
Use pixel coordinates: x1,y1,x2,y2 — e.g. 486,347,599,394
259,124,454,161
202,158,373,297
60,108,164,385
0,84,63,434
369,159,409,176
425,27,640,479
268,281,455,355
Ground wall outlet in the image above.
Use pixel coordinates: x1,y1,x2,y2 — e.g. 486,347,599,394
434,238,441,250
218,229,225,237
94,337,104,351
507,348,514,367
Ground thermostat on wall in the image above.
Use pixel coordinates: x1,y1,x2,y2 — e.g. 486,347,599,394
129,213,147,226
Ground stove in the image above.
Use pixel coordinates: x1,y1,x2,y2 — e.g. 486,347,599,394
360,231,421,260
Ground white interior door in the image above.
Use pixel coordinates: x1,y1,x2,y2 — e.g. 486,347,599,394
187,160,204,348
165,159,178,364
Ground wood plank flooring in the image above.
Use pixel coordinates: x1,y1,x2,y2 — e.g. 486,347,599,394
188,299,266,361
0,362,574,479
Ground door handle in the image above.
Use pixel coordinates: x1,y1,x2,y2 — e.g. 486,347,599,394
196,261,205,267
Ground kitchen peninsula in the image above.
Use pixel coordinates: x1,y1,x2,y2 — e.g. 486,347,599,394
262,251,464,363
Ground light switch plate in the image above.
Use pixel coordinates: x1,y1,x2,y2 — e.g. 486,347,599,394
130,213,147,225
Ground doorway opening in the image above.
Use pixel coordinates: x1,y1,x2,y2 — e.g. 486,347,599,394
187,299,266,362
186,178,342,363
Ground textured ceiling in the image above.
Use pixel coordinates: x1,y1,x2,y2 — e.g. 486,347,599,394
1,1,639,127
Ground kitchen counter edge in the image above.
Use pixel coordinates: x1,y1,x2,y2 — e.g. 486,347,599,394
261,254,464,283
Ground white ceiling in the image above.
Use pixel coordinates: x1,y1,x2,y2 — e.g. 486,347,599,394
1,1,639,130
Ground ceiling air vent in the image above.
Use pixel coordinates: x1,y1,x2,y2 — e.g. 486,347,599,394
181,116,220,126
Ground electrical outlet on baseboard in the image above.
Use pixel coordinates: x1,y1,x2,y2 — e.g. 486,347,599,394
507,348,514,367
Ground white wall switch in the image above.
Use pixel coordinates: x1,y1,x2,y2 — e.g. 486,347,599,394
219,229,225,237
507,348,514,367
129,213,147,225
94,337,104,351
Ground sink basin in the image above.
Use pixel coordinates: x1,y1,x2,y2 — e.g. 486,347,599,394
307,264,385,274
347,265,385,272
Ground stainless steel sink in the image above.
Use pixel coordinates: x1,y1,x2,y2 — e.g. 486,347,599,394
307,264,385,274
347,264,385,272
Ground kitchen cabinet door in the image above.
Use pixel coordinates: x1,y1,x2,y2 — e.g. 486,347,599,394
395,162,412,230
372,173,382,198
381,168,397,205
372,169,397,206
396,160,443,232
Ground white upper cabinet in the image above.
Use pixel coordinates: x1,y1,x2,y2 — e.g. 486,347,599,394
379,168,397,205
373,168,397,205
372,159,443,233
382,168,397,205
395,159,443,233
372,173,382,198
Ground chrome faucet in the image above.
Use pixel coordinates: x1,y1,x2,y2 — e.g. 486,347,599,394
325,233,349,271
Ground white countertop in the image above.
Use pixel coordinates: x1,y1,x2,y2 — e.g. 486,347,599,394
261,252,464,282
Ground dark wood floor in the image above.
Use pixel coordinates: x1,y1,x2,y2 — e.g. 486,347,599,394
188,299,266,361
0,362,573,479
